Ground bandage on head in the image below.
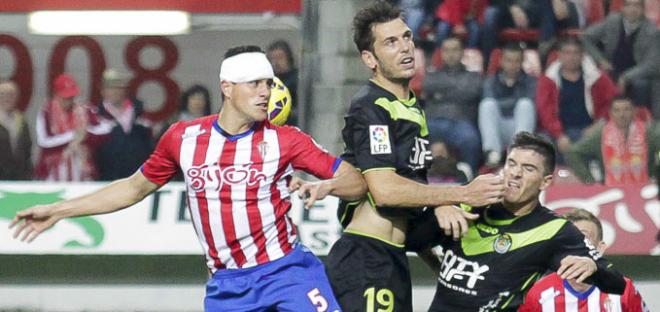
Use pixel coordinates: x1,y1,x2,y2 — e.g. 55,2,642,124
219,52,274,83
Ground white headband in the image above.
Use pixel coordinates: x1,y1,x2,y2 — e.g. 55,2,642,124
219,52,274,83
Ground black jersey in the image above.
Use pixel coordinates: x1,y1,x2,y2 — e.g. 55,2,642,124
338,81,432,226
406,204,626,312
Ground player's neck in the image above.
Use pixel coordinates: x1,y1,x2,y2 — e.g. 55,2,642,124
502,197,538,216
371,75,410,100
216,108,254,135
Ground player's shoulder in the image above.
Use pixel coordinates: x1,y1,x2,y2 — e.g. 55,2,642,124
349,81,391,110
167,115,216,137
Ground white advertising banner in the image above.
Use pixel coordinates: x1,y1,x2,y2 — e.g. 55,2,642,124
0,182,342,256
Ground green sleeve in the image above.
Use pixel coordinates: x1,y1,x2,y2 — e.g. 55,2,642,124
566,125,604,183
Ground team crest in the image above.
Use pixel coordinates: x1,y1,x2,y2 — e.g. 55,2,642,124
493,234,512,254
369,125,391,155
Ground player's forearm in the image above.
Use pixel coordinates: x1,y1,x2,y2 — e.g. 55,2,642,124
327,162,367,201
367,172,465,208
51,173,156,220
587,262,626,294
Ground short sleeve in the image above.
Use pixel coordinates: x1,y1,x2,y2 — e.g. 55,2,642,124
140,123,180,185
285,126,340,180
347,103,397,172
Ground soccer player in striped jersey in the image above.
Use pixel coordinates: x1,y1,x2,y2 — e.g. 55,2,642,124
10,45,367,311
519,208,649,312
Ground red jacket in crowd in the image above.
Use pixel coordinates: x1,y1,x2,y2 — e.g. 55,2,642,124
536,57,618,139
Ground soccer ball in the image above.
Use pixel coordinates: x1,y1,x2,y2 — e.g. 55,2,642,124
267,77,292,126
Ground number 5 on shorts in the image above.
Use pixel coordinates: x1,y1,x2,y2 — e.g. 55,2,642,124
307,288,328,312
363,287,394,312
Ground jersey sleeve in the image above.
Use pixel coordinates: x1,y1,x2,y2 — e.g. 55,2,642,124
285,126,341,179
518,282,543,312
346,101,398,172
547,222,626,294
622,278,649,312
140,123,180,185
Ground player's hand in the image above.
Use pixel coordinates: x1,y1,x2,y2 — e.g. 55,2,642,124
289,177,332,209
461,174,505,207
434,205,479,240
288,176,305,193
9,204,61,243
557,255,597,283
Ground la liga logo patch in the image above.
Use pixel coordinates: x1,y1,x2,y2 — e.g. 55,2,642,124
369,125,391,155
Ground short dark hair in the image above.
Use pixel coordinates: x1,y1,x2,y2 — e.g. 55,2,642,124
441,36,464,49
502,41,524,55
610,95,634,108
180,84,212,116
508,132,556,175
564,208,603,242
224,45,264,59
267,40,295,68
352,1,403,53
558,37,582,52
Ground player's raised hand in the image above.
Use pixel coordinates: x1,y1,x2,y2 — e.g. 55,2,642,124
557,255,597,283
9,204,61,243
434,205,479,240
461,174,505,207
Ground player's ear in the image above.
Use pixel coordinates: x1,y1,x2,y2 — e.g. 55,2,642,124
361,50,378,71
539,174,553,191
597,241,607,254
220,80,232,99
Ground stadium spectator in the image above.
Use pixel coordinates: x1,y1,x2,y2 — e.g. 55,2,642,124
520,208,649,312
0,80,32,180
481,0,542,67
95,69,155,181
479,42,537,167
157,84,213,138
423,37,483,173
536,38,617,160
433,0,488,49
34,73,111,181
267,40,299,125
580,0,660,113
566,96,660,185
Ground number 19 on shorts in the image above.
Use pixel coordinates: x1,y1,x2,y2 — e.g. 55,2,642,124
363,287,393,312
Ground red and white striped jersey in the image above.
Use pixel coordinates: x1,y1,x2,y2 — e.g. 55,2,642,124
141,116,340,272
520,273,648,312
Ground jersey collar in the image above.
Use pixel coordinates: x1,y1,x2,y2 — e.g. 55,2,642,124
563,278,597,300
213,118,260,142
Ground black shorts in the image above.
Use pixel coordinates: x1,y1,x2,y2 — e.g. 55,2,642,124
324,231,412,312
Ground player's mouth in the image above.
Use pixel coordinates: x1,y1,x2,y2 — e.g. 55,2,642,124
400,56,414,69
507,180,521,191
256,102,268,111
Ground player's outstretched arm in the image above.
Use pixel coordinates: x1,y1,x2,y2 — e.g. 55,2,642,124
10,171,160,242
289,161,367,209
364,170,505,208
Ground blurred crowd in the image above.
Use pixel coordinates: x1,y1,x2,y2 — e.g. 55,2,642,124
1,2,659,188
0,39,299,183
395,0,659,186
